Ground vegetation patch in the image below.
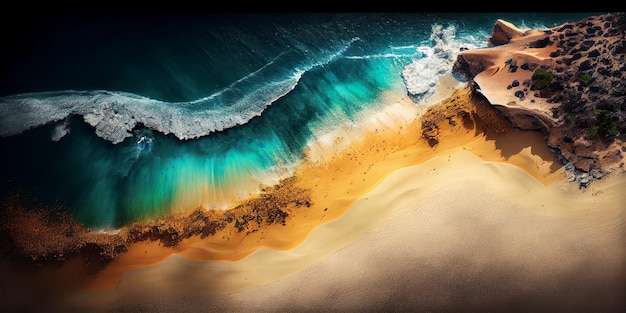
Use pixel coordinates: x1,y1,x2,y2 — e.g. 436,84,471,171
531,68,554,88
587,109,619,139
579,73,593,86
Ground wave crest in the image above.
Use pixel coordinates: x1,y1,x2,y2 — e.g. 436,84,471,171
0,75,302,144
401,24,477,103
0,38,360,144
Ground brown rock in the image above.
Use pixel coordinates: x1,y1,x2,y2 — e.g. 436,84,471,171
489,19,528,46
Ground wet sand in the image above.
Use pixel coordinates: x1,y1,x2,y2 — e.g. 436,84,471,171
51,83,626,312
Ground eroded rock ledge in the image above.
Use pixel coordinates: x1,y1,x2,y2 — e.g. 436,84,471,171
452,12,626,186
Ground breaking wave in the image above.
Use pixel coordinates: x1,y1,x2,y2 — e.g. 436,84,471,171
0,39,357,144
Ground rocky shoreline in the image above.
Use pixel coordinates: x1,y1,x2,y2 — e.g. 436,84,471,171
452,12,626,187
0,176,310,276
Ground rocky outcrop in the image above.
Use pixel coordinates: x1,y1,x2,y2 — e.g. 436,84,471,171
452,12,626,186
420,83,511,147
488,19,531,46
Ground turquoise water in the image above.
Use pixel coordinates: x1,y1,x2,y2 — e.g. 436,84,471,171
0,13,597,228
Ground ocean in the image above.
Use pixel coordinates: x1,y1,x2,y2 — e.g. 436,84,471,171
0,12,597,228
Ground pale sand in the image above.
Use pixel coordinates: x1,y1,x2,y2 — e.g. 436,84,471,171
56,83,625,312
213,151,626,312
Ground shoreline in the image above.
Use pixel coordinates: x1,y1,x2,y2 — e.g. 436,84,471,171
62,84,626,309
63,82,590,305
2,82,623,312
1,13,624,312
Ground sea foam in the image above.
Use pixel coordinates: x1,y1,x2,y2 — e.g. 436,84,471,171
401,24,476,104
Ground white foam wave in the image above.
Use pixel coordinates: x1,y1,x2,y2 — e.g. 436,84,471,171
344,52,421,60
0,83,298,144
0,39,359,144
401,24,477,104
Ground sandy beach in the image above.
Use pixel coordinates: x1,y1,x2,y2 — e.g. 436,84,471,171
210,150,625,313
38,79,624,313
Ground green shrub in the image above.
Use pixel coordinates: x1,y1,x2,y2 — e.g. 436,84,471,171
565,113,575,122
532,68,554,88
588,109,619,139
587,125,600,139
606,124,618,136
579,73,593,86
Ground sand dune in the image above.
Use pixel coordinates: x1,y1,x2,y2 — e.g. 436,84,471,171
210,151,625,313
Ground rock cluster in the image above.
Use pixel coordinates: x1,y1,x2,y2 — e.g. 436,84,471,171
420,83,511,147
0,176,310,273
